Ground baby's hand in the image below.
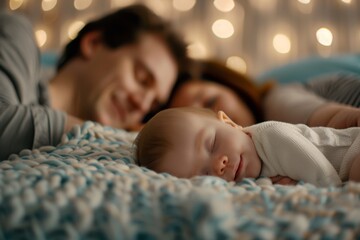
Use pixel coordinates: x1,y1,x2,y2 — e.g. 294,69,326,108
270,175,298,185
349,155,360,182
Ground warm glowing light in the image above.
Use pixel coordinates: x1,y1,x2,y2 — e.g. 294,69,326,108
341,0,351,3
316,28,333,46
296,0,313,14
74,0,92,10
35,29,47,47
249,0,277,12
273,34,291,54
226,56,247,73
212,19,234,39
42,0,57,11
110,0,135,8
173,0,196,11
9,0,24,10
143,0,170,17
187,42,207,59
297,0,311,4
213,0,235,12
68,21,85,40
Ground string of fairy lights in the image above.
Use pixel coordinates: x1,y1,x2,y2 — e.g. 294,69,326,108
3,0,359,76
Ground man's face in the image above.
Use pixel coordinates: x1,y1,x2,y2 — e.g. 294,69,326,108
76,33,177,129
153,110,262,182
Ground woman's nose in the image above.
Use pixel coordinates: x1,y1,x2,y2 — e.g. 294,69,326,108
213,155,228,176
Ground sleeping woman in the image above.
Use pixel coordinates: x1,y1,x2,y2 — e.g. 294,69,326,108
167,58,360,129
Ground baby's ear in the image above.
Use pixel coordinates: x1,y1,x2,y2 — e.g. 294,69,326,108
217,111,242,129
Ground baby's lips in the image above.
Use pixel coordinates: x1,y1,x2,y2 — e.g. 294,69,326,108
234,156,243,181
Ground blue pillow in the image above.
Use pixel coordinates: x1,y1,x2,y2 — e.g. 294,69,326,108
40,51,58,68
256,54,360,84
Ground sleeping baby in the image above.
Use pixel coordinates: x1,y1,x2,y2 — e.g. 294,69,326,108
135,107,360,187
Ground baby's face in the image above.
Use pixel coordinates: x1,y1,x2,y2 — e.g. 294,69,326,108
153,110,262,182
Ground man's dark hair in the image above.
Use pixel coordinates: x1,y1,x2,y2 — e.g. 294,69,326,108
57,4,188,71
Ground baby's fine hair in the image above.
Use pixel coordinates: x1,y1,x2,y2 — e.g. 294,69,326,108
135,107,216,169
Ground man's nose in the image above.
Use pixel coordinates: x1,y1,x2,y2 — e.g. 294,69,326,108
213,155,228,176
130,90,155,113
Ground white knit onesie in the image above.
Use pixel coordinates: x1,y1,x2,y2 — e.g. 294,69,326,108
244,121,360,187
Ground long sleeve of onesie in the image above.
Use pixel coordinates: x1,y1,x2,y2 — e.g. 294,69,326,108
243,121,360,186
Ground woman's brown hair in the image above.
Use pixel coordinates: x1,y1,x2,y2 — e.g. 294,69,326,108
168,59,274,123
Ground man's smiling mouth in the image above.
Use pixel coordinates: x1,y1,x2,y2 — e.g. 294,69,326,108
111,94,126,122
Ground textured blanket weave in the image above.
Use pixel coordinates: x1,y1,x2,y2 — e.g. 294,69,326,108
1,122,360,239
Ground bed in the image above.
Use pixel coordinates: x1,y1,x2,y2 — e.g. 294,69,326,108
1,121,360,239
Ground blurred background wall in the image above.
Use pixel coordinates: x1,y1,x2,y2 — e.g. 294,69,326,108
1,0,359,77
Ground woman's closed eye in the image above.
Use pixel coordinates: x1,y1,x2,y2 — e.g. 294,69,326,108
204,96,218,109
200,168,209,176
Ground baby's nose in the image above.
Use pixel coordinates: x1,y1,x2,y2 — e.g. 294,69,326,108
213,155,228,176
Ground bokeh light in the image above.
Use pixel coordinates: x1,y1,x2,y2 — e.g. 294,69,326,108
173,0,196,11
341,0,352,4
9,0,24,10
212,19,234,39
187,42,207,59
35,29,47,47
68,21,85,40
74,0,92,10
226,56,247,73
273,34,291,54
213,0,235,12
316,27,333,46
42,0,57,11
296,0,313,14
297,0,311,4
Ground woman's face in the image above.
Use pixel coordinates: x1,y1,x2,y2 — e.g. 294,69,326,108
169,81,256,126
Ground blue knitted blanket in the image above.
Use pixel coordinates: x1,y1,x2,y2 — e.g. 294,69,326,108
1,122,360,239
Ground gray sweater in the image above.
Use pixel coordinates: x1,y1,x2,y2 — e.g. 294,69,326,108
0,12,65,160
264,74,360,124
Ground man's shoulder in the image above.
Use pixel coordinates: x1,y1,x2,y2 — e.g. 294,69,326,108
0,11,31,29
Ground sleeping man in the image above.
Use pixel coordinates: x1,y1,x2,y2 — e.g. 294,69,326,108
135,107,360,187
